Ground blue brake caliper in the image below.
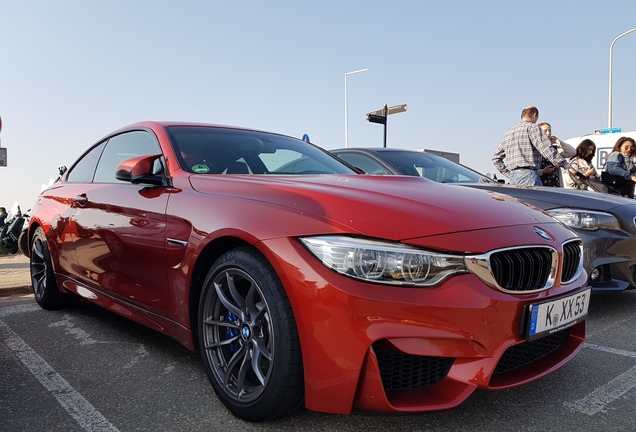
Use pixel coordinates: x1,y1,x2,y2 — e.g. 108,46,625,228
225,311,241,353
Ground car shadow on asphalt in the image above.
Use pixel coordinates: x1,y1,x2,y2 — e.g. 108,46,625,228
588,289,636,316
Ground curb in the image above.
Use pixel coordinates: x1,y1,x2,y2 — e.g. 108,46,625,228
0,286,32,298
0,253,32,298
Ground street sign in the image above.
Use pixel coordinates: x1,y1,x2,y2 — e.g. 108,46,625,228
365,103,408,148
387,104,407,115
366,104,408,118
366,114,386,124
0,147,6,167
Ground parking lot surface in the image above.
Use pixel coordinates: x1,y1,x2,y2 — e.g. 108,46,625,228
2,255,636,431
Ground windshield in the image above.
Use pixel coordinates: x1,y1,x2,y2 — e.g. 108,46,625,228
381,151,497,184
167,126,356,175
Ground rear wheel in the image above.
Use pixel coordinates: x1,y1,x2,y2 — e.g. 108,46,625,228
198,247,304,421
30,227,74,310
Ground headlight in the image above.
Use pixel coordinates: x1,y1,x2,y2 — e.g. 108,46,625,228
546,208,620,231
300,236,467,287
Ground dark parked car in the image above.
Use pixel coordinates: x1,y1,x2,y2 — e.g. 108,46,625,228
28,123,589,421
332,147,636,292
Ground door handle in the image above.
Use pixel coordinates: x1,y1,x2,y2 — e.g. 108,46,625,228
73,194,88,207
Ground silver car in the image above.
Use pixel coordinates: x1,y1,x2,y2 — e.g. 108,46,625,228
332,147,636,292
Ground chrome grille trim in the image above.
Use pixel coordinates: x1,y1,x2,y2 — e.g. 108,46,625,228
465,245,557,293
465,241,583,294
561,239,583,284
492,248,554,291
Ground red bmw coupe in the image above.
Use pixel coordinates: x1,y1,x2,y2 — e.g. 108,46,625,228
27,121,589,421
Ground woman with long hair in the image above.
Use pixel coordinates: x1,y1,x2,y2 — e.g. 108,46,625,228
564,139,607,193
601,136,636,197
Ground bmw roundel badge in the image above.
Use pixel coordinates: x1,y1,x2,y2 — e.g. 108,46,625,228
533,227,554,242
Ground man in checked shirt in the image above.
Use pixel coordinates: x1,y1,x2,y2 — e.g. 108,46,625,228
492,106,577,186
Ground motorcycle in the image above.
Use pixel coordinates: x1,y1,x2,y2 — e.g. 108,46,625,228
0,204,30,256
1,167,67,256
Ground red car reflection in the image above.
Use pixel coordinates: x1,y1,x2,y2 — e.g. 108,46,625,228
28,121,589,421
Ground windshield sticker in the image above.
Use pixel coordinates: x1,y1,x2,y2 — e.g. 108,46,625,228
192,164,209,173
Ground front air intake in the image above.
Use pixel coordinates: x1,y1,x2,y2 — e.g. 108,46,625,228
372,342,454,391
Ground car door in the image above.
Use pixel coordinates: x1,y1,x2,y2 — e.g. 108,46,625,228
71,130,171,312
50,141,105,278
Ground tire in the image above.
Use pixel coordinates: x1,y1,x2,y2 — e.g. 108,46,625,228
7,241,18,254
18,230,29,258
198,247,304,421
30,227,73,310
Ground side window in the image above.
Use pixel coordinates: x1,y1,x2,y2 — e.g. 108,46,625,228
93,131,161,183
65,142,106,183
337,153,390,174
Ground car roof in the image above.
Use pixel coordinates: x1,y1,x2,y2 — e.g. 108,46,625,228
118,120,274,134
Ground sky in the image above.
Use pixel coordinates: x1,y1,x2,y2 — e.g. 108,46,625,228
1,1,636,212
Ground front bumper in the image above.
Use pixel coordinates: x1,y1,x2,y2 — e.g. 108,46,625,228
261,237,588,415
578,228,636,291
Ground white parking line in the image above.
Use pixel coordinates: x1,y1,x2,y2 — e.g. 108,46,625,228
0,303,40,318
584,342,636,359
563,343,636,415
0,319,119,432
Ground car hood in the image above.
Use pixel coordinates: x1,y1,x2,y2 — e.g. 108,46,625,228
189,174,560,239
463,183,636,212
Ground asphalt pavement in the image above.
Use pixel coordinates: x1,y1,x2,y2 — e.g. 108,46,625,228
0,253,32,297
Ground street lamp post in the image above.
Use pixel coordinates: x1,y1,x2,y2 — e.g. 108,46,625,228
344,68,369,148
608,27,636,128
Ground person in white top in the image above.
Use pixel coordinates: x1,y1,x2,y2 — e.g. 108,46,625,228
564,139,608,193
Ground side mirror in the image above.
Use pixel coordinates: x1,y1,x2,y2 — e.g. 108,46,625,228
115,154,166,186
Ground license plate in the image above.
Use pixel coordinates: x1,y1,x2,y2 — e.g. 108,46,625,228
526,288,590,341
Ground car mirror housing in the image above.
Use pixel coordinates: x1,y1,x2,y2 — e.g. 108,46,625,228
115,154,166,186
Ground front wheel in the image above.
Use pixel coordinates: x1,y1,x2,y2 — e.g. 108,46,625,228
30,227,74,310
198,247,304,421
